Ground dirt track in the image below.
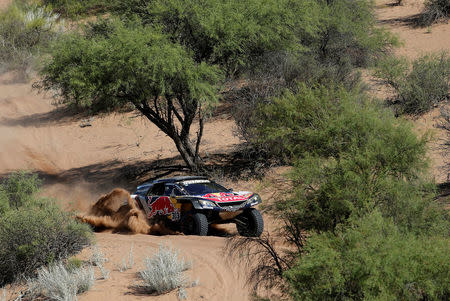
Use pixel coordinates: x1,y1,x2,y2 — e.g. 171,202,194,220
78,233,248,301
0,68,247,300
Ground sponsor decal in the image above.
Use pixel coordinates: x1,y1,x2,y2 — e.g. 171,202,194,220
147,196,179,219
202,192,252,203
181,179,210,185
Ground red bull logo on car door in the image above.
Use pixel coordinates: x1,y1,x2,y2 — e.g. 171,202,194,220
147,196,180,220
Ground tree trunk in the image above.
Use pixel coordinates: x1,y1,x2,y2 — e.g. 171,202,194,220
135,101,204,171
172,134,202,171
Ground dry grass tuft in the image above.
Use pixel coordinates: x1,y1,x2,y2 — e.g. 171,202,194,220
27,262,94,301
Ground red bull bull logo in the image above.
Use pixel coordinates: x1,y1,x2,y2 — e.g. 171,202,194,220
148,196,178,219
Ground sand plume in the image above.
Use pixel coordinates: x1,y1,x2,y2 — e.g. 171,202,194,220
78,188,178,235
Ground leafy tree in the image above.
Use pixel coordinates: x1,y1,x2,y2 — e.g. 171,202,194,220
40,0,321,170
39,20,221,170
112,0,319,75
228,0,398,148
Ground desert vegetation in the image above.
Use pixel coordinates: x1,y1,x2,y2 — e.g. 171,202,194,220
36,0,397,171
0,0,61,79
0,0,449,300
375,52,450,115
439,106,450,176
419,0,450,26
135,244,197,299
228,83,449,299
42,0,109,17
27,262,95,301
0,172,92,286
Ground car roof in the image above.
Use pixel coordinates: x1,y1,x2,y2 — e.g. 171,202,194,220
136,176,208,188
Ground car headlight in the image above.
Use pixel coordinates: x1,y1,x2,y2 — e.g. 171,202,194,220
248,194,262,205
199,200,217,208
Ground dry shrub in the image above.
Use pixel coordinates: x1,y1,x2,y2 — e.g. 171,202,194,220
27,262,94,301
115,244,134,272
375,52,450,115
225,232,296,295
419,0,450,26
0,1,61,79
135,245,195,298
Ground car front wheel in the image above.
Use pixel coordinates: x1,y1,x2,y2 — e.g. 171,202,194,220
235,208,264,237
181,213,208,236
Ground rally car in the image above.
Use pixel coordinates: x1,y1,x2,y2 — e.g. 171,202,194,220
131,176,263,236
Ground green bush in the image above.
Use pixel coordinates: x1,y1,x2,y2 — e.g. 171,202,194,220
439,107,450,174
42,0,109,17
228,0,397,146
419,0,450,26
254,85,428,165
257,85,448,234
0,190,8,215
285,212,450,301
375,53,450,115
0,1,61,78
0,172,92,285
229,84,449,297
299,0,397,86
0,171,41,210
0,205,92,285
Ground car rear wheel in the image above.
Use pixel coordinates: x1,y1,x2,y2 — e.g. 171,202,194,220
235,208,264,237
181,213,208,236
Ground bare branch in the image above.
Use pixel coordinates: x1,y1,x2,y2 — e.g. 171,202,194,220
224,232,296,294
194,105,204,162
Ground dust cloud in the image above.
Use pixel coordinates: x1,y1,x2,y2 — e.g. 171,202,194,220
77,188,178,235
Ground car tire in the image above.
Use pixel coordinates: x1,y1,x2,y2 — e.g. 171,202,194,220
236,209,264,237
182,213,208,236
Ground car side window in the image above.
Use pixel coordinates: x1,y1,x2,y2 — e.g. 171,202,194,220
163,184,174,196
149,183,165,196
144,185,153,196
173,187,184,196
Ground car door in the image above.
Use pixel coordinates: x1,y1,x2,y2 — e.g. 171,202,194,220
146,183,178,219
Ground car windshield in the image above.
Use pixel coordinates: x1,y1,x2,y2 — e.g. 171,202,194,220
180,181,229,195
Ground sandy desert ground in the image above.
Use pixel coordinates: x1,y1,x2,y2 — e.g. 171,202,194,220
0,0,449,300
